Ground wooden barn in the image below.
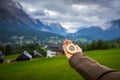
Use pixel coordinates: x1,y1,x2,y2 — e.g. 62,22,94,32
45,44,64,58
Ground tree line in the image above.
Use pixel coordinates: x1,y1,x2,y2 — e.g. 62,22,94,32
0,43,46,56
0,39,120,55
79,39,120,51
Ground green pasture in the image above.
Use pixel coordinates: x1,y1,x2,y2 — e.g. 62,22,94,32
0,48,120,80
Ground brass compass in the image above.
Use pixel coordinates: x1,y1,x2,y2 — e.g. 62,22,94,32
66,44,77,54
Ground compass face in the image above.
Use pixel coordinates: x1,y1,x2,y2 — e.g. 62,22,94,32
67,44,77,54
69,46,75,51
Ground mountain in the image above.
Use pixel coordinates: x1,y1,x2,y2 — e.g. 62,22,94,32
111,19,120,28
31,19,66,35
75,19,120,41
0,0,64,43
42,21,66,35
1,0,120,44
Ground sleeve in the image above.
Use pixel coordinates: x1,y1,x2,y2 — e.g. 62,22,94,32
69,52,118,80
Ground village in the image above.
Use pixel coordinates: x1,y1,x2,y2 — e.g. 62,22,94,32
0,36,64,63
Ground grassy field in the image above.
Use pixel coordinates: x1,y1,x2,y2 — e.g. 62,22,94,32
0,48,120,80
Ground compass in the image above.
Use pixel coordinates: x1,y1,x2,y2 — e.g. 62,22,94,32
66,44,77,54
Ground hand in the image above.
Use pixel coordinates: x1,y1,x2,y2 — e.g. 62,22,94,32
63,40,82,59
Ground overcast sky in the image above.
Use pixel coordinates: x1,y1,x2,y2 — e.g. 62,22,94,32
16,0,120,33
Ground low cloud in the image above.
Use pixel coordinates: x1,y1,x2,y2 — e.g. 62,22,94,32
15,0,120,33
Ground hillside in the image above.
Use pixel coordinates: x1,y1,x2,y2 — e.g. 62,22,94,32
0,0,65,43
0,0,120,44
0,48,120,80
75,19,120,41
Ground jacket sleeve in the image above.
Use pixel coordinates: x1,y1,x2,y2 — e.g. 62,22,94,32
69,52,120,80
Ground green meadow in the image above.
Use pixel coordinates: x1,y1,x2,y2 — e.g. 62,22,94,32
0,48,120,80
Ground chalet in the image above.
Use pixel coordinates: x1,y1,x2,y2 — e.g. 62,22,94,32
9,50,32,63
45,44,64,58
15,51,32,61
0,51,5,63
33,50,43,58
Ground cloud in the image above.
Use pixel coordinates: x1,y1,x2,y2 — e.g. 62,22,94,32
15,0,120,33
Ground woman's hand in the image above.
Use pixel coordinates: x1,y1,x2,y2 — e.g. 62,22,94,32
63,40,82,59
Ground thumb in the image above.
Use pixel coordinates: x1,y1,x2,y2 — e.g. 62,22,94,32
76,45,82,53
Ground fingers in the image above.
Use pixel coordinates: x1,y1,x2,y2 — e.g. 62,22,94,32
67,40,72,44
76,45,82,53
76,45,80,50
62,45,68,54
63,45,66,52
63,40,73,45
63,44,72,59
63,40,74,54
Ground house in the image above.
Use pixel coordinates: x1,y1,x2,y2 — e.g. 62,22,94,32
33,50,43,58
9,50,32,62
16,51,32,61
0,51,5,63
46,44,64,58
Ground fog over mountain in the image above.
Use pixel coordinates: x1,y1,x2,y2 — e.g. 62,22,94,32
15,0,120,33
0,0,120,43
75,19,120,40
0,0,65,43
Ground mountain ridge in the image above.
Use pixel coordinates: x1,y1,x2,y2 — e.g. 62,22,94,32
75,19,120,41
0,0,64,43
0,0,120,44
